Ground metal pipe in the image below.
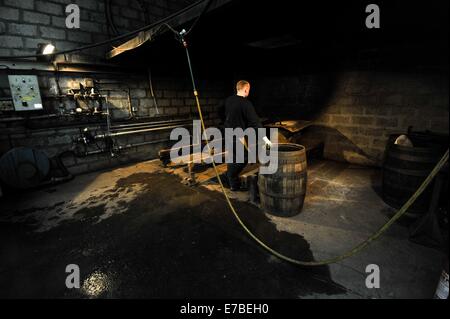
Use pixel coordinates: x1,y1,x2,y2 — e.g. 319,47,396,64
0,114,59,122
110,118,190,128
116,139,169,150
109,121,191,132
104,95,112,140
95,123,193,138
147,67,160,115
126,88,134,118
81,138,169,156
0,60,141,74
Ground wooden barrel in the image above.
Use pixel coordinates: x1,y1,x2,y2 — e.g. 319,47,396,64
382,133,447,218
258,143,307,217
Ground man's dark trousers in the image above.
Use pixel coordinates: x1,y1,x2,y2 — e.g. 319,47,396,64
226,137,248,189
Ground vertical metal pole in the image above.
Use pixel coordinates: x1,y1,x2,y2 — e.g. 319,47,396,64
183,38,198,94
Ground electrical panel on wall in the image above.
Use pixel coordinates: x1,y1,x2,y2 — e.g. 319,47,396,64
8,75,43,111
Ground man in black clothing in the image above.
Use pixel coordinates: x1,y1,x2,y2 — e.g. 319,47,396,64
222,80,271,191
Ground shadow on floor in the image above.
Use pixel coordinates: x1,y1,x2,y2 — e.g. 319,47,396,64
0,171,348,298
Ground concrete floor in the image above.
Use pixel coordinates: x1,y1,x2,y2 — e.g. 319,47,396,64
0,159,444,298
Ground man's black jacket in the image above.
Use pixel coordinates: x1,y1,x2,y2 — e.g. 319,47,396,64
219,95,263,129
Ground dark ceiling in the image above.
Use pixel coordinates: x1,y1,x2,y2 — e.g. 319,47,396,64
113,0,449,78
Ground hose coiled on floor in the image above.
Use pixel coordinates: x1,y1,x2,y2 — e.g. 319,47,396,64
180,34,449,267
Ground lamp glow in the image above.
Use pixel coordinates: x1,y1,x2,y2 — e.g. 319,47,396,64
36,43,56,62
42,44,55,55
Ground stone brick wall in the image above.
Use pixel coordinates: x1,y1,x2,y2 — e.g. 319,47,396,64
0,70,226,175
0,71,225,119
0,0,228,177
0,0,195,60
0,123,174,175
255,71,449,166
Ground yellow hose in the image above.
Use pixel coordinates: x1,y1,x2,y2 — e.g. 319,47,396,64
193,89,449,266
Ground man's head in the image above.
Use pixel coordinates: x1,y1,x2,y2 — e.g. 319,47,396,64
236,80,250,98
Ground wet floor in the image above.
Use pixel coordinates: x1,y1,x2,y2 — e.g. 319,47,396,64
0,159,444,298
0,170,345,298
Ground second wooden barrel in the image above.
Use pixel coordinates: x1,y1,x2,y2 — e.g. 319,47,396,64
258,143,307,217
382,133,447,218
